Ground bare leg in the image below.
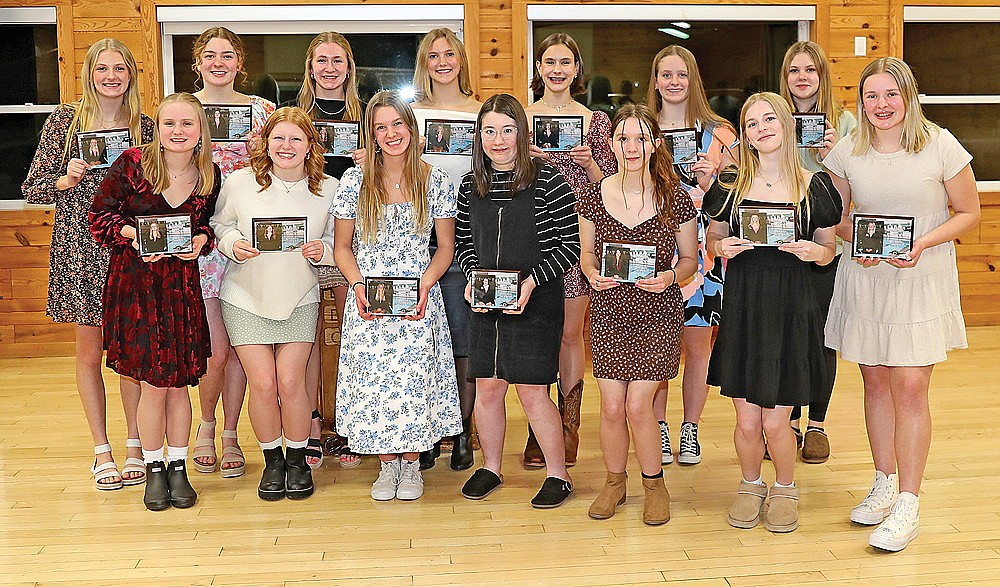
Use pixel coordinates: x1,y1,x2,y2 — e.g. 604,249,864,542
194,298,231,468
218,351,247,470
732,398,765,482
888,365,934,495
623,381,663,476
474,378,509,474
164,386,193,449
762,406,797,486
558,296,588,396
652,382,668,423
597,379,629,473
274,342,314,443
860,365,897,476
516,384,569,481
137,382,168,453
75,325,113,472
235,344,280,443
680,326,713,423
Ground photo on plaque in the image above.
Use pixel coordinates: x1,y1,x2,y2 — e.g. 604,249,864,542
314,121,359,157
794,113,827,148
660,128,700,168
252,216,308,253
365,277,419,317
471,269,520,310
136,214,193,257
601,241,658,283
424,119,475,155
204,104,252,142
78,129,131,169
852,214,915,259
737,205,799,246
533,115,584,152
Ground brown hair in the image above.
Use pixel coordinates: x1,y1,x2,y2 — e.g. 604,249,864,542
249,107,327,196
413,28,474,103
471,93,538,199
140,93,216,197
645,45,732,133
609,104,681,230
191,27,248,89
779,41,845,131
296,32,363,122
530,33,586,96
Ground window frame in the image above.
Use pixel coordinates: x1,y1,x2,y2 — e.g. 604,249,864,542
0,6,59,114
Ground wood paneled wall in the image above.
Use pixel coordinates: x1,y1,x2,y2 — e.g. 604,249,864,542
1,0,997,358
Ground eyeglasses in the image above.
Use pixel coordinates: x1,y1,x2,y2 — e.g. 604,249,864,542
480,127,517,139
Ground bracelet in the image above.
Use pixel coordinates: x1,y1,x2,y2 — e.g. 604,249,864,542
351,280,365,290
667,268,676,285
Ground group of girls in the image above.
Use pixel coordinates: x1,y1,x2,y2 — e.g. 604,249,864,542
23,25,979,554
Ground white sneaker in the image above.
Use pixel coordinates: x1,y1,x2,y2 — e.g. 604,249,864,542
659,421,673,465
869,492,919,551
851,470,899,525
371,459,400,501
396,459,424,501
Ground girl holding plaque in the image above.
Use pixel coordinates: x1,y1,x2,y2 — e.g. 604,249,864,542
455,94,579,508
646,45,739,466
190,27,277,479
704,93,842,533
89,92,221,511
824,58,980,552
331,92,461,502
778,41,860,462
411,28,484,471
23,38,154,491
579,104,699,524
210,107,338,501
523,33,617,469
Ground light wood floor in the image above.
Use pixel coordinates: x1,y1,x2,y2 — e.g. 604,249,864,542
2,327,999,586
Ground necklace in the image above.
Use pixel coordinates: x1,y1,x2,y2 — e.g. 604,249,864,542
757,171,783,188
167,167,194,183
541,99,572,112
314,99,346,117
386,173,404,190
273,175,305,194
98,111,124,129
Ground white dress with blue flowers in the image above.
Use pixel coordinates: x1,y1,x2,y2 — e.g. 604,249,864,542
331,166,462,454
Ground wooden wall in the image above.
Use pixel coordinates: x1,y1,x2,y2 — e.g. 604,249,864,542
1,0,997,358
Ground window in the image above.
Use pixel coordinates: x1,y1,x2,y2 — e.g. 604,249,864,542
0,7,59,201
904,6,1000,185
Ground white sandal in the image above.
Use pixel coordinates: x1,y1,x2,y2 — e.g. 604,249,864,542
193,419,218,474
219,429,246,478
91,444,123,491
121,438,146,486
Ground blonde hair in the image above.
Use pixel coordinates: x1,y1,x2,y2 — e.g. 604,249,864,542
191,27,248,89
140,93,216,197
413,28,474,103
719,92,811,226
249,106,327,196
779,41,845,131
63,39,143,162
296,32,363,122
357,92,431,244
853,57,938,156
645,45,732,133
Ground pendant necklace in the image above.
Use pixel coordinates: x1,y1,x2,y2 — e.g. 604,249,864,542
541,99,571,112
274,175,305,194
757,171,782,188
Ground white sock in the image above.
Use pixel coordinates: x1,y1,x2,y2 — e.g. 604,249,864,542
744,476,766,486
166,445,188,462
773,480,795,488
258,437,282,451
143,447,165,464
285,438,308,449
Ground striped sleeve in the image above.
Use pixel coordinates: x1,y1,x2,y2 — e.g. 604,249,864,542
455,174,479,280
530,167,580,286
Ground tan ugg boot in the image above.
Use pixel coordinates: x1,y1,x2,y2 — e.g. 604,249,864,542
765,485,799,533
588,471,627,519
641,475,671,526
728,481,768,528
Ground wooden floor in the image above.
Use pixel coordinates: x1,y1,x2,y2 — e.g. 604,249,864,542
2,328,999,586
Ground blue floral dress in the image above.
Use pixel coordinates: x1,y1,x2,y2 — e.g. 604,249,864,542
330,166,462,454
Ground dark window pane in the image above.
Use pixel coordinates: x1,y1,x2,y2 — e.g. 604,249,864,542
922,104,999,182
0,24,59,105
905,23,1000,95
172,33,422,105
0,113,50,200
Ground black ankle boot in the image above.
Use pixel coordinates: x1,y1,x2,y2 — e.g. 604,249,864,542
143,461,171,511
285,446,314,500
419,441,441,471
166,460,197,509
450,418,474,471
259,447,286,501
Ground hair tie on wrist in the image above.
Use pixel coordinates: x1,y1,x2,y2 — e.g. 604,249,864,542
351,280,364,290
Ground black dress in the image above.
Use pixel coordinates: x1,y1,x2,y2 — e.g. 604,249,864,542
704,171,842,408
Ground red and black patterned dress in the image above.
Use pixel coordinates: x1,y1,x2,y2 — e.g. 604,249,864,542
89,148,220,388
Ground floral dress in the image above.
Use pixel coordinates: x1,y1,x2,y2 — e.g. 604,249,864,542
331,166,462,454
21,104,154,326
199,95,276,299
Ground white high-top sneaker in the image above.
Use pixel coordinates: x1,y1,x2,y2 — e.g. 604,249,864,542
869,491,919,551
850,470,899,525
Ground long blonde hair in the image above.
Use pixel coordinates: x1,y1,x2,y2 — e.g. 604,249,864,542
250,107,327,196
719,92,811,226
413,28,474,104
852,57,938,156
357,92,431,243
296,32,363,122
63,39,143,162
645,45,732,133
779,42,845,131
140,93,216,197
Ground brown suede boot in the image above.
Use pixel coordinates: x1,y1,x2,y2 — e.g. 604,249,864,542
522,425,545,469
641,475,671,526
800,428,830,464
588,471,627,519
728,481,768,528
559,379,583,467
765,485,799,533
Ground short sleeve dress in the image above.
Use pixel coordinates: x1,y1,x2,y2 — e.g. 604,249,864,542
704,172,843,408
543,110,617,298
330,166,462,454
823,129,971,366
21,104,155,326
89,148,221,388
577,179,697,381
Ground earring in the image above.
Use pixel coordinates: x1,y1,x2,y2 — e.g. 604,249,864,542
159,143,164,153
195,139,202,154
